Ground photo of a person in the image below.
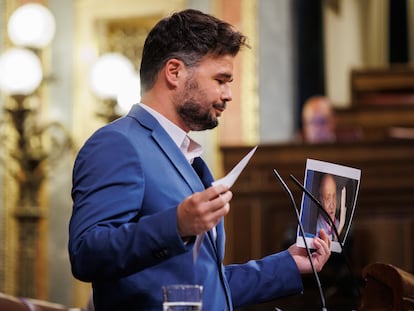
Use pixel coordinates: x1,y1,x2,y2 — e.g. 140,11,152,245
297,159,361,252
316,174,346,241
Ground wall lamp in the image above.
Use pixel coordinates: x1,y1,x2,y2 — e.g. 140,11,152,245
89,52,141,123
0,3,71,298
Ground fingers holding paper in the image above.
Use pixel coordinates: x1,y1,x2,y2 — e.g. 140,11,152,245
288,229,331,274
311,229,331,271
177,185,232,238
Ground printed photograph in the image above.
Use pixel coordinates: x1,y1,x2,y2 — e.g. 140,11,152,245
296,159,361,253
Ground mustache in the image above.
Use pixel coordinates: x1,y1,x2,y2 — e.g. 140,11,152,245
213,102,227,110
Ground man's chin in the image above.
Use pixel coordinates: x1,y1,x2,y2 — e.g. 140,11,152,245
192,120,218,131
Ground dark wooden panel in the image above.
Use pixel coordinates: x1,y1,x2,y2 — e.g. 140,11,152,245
351,66,414,106
335,105,414,141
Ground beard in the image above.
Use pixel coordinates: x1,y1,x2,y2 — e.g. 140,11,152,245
176,78,221,131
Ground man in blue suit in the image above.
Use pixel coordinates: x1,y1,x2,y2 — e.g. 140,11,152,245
69,9,331,310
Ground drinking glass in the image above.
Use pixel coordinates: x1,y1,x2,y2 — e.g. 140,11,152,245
162,284,203,311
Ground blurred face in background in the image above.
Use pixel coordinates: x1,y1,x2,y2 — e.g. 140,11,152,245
302,96,336,143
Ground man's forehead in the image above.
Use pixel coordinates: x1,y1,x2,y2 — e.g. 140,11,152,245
197,55,234,76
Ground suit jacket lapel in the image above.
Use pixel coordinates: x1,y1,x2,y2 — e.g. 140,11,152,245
127,105,205,193
128,105,224,258
215,220,225,258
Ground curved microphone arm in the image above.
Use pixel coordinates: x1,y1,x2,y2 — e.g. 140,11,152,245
272,169,327,311
289,173,361,305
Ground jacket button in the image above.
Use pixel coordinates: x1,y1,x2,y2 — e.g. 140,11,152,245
153,249,169,258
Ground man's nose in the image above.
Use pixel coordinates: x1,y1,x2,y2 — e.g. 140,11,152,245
222,85,232,102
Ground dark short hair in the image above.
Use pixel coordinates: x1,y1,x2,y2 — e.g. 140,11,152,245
139,9,248,92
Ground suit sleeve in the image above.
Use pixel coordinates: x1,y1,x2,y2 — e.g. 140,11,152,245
224,250,303,308
69,128,190,282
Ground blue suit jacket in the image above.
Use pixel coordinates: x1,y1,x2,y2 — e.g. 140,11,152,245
69,104,303,310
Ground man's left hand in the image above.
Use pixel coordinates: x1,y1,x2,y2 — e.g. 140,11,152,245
288,229,331,274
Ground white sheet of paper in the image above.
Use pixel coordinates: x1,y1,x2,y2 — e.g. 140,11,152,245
194,146,257,263
212,145,258,188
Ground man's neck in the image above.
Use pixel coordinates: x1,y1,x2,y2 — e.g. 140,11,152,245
141,92,189,132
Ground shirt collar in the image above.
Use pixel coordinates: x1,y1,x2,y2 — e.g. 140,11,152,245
140,103,203,163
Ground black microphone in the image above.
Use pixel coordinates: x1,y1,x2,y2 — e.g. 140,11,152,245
289,173,361,307
272,169,327,311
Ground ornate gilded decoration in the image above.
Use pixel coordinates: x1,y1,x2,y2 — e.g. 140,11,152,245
0,0,72,298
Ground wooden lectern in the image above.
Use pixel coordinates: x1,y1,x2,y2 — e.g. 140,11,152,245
360,263,414,311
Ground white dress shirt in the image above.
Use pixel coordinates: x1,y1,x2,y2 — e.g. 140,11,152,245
140,103,203,162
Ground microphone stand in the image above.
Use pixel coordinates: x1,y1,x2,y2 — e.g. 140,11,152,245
272,169,327,311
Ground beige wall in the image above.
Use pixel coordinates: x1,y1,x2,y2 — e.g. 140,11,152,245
323,0,388,107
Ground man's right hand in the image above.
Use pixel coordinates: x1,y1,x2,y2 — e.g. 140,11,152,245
177,185,232,237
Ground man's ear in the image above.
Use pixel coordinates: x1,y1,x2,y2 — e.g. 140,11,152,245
164,58,185,87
